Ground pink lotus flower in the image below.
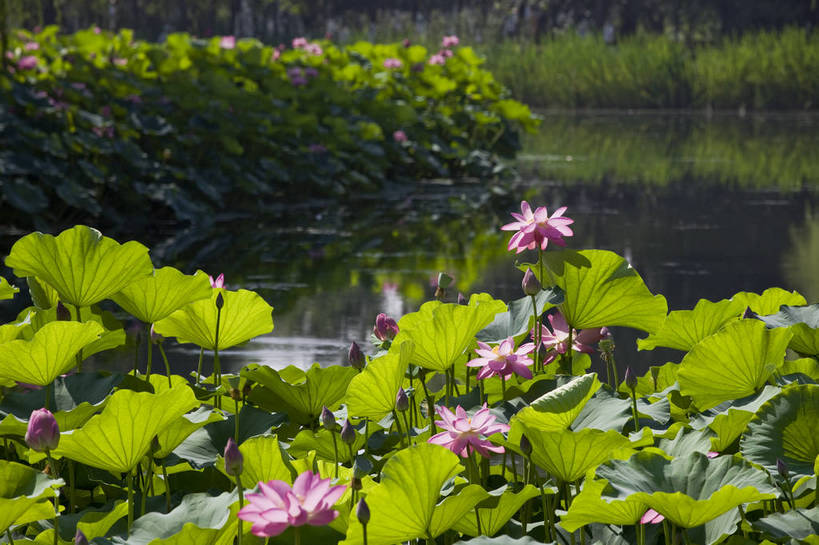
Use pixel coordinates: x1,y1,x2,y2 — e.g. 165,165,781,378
209,273,224,288
219,36,236,49
17,56,38,70
272,49,281,61
93,26,101,34
442,35,460,48
373,313,399,342
533,311,606,362
292,37,308,49
428,404,509,458
24,42,39,51
26,408,60,452
468,337,535,380
383,57,403,69
238,471,346,538
441,48,454,58
641,509,665,524
501,201,574,253
428,54,446,66
393,130,407,143
305,43,323,56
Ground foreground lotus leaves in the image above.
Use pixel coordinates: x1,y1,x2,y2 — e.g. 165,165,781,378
0,321,103,385
637,297,743,352
232,435,293,489
477,289,563,343
346,340,413,419
453,484,542,537
4,225,154,307
112,267,213,324
55,386,199,474
752,507,819,542
541,249,668,333
393,293,506,371
0,277,18,300
596,451,778,528
341,444,466,545
560,477,646,532
154,289,274,350
740,383,819,479
677,319,791,410
0,460,63,534
732,288,807,316
758,303,819,356
522,373,601,431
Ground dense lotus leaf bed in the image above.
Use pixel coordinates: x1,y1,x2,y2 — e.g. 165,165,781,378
0,220,816,545
0,28,537,234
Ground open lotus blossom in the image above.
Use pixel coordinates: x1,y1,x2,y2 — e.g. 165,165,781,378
305,43,323,56
238,471,346,538
442,35,460,47
17,55,38,70
219,36,236,49
373,313,399,342
469,337,535,380
393,130,408,142
428,404,509,458
533,311,607,362
428,53,446,65
209,273,224,288
501,201,574,253
383,57,403,69
641,509,665,524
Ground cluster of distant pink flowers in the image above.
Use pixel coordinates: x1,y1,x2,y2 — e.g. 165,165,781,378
383,57,403,69
219,36,236,49
429,35,460,66
292,37,323,56
393,130,408,143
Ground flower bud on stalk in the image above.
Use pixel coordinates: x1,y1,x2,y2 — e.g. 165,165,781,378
624,367,638,392
522,268,540,296
373,314,399,342
348,341,366,370
224,437,244,477
215,291,225,310
321,406,336,431
26,408,60,452
356,497,370,523
520,434,532,456
776,458,789,479
457,292,467,305
395,388,409,412
341,419,356,445
56,301,71,321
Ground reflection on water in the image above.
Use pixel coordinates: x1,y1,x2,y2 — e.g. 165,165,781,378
2,114,817,376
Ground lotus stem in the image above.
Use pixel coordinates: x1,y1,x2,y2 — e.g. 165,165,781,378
140,456,153,517
400,410,412,446
46,450,58,545
330,430,339,478
293,526,301,545
213,303,223,408
6,529,15,545
737,505,748,538
162,462,171,512
127,469,134,535
158,341,172,388
196,347,204,384
363,418,369,454
475,505,483,535
44,381,52,411
362,522,368,545
74,304,84,371
500,375,506,400
68,460,76,513
530,294,540,371
663,520,671,545
630,391,640,432
145,324,153,381
421,379,435,435
236,475,244,545
234,398,240,443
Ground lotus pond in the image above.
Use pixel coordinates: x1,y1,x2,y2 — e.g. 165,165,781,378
0,210,817,545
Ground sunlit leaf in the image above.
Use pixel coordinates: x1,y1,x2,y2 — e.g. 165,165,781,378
112,267,213,324
523,373,601,430
154,289,273,350
732,288,806,316
230,435,293,489
245,363,356,425
596,451,778,528
428,485,490,538
0,460,62,534
758,303,819,356
27,276,59,309
477,289,563,343
55,386,199,474
155,406,225,459
637,298,743,352
534,249,668,333
340,444,464,545
124,491,238,545
0,277,18,301
677,320,791,411
393,293,506,371
560,478,645,532
5,225,153,307
346,341,413,420
740,384,819,480
452,484,541,537
0,321,103,386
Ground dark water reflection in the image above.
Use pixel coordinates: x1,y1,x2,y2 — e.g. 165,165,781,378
3,113,818,378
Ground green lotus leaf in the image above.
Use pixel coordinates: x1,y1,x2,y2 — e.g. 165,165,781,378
392,293,506,371
690,385,781,453
340,443,464,545
780,357,819,380
677,319,791,411
28,304,126,359
112,267,213,324
740,384,819,480
245,363,356,425
27,276,59,309
55,386,199,474
428,484,490,538
560,478,645,532
0,314,32,344
752,507,819,542
0,321,103,386
758,304,819,356
618,362,680,398
124,491,238,545
289,427,368,463
572,388,671,432
346,341,413,419
0,460,63,534
154,288,273,351
0,277,18,301
67,500,130,541
452,538,545,545
230,435,293,489
453,484,541,537
536,249,668,333
513,421,642,483
656,427,715,458
5,225,154,308
517,373,601,431
637,298,743,352
477,288,563,343
732,288,806,316
155,406,225,459
596,451,778,528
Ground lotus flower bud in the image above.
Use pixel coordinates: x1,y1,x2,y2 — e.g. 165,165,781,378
56,301,71,321
522,268,541,296
215,291,224,310
25,408,60,452
348,341,366,370
624,367,638,392
340,419,355,445
356,497,370,524
74,529,88,545
519,434,534,458
224,437,244,477
321,406,336,430
230,386,241,401
242,381,253,397
457,292,467,305
351,476,363,491
373,313,399,342
776,458,789,479
150,323,164,344
395,387,409,412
